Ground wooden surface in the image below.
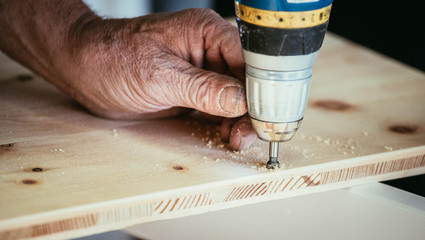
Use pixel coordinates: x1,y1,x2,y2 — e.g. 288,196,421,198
1,33,425,239
125,183,425,240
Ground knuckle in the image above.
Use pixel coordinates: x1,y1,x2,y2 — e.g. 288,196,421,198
187,8,219,18
182,8,222,29
184,70,217,110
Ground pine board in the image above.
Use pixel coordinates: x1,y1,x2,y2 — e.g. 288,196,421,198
124,183,425,240
1,33,425,239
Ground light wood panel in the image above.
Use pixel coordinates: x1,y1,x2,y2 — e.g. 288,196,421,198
1,33,424,239
125,183,425,240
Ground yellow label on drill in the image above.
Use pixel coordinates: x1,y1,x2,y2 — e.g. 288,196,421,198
235,2,332,29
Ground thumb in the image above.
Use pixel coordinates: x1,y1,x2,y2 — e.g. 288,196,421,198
171,64,247,118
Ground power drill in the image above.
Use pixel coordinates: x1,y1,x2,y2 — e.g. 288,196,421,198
234,0,333,169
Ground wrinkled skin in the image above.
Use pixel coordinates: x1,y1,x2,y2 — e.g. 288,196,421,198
0,1,257,150
64,9,245,119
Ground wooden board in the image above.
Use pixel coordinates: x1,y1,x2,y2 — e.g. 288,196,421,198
1,33,425,240
125,183,425,240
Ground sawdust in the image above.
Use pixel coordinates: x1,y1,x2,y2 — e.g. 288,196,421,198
303,134,363,157
186,120,317,172
198,125,224,150
112,128,118,137
256,164,281,172
191,121,269,169
51,148,65,153
384,146,393,151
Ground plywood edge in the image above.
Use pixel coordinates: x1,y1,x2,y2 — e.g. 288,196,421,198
1,146,424,239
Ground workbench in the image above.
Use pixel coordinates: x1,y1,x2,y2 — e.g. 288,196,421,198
1,32,425,239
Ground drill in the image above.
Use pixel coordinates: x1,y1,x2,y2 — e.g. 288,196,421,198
234,0,333,169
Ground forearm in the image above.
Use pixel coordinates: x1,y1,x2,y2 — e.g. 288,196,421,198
0,0,97,90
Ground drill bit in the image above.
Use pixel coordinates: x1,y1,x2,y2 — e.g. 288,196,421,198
266,142,280,169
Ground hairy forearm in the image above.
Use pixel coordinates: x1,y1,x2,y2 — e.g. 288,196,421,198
0,0,96,88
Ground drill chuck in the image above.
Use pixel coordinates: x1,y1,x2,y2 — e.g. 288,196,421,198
245,55,314,142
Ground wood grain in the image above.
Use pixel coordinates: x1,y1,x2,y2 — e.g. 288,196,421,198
1,32,425,239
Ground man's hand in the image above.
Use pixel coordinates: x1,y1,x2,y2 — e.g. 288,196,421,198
0,1,256,150
63,9,246,119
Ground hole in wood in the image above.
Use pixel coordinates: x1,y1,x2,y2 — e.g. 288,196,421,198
173,166,184,171
32,168,44,172
312,100,353,111
1,143,14,148
1,143,14,152
388,125,418,134
172,165,189,172
22,179,37,185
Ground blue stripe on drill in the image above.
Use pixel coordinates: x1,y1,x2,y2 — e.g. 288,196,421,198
236,0,333,11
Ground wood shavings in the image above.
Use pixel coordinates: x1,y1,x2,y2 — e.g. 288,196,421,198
188,119,316,170
51,148,65,153
384,146,393,151
305,134,362,156
198,124,225,150
255,164,282,172
312,136,323,142
112,128,118,137
288,145,315,161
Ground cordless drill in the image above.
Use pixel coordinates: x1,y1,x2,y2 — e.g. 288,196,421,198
234,0,333,169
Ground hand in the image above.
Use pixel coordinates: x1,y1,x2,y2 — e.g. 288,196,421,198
220,115,257,150
0,3,257,150
60,8,257,150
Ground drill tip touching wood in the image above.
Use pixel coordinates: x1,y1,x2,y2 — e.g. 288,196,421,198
267,142,280,169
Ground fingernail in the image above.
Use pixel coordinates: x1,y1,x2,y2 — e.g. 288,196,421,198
219,86,244,115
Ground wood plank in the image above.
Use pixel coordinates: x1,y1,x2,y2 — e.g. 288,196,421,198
124,183,425,240
1,33,425,239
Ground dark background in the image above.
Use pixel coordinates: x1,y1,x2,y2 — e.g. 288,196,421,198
215,0,424,72
214,0,425,197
